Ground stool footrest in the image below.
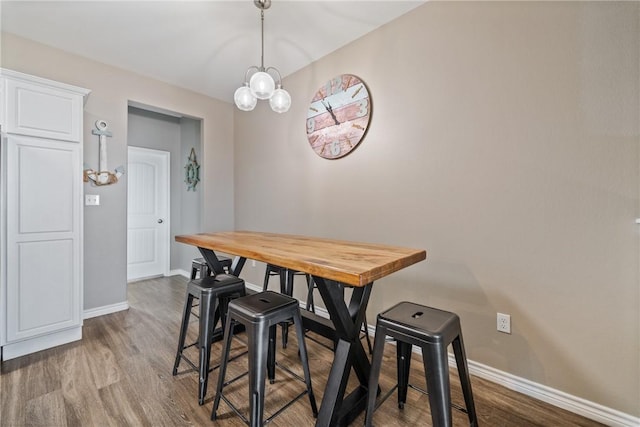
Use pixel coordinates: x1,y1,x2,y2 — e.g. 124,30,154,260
265,390,310,424
223,371,249,388
209,349,248,373
373,381,469,414
406,384,468,414
274,361,306,383
216,384,311,426
374,384,398,412
174,347,248,376
216,394,250,424
174,354,199,374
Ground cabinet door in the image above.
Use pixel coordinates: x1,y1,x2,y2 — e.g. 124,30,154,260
5,78,82,142
5,135,82,341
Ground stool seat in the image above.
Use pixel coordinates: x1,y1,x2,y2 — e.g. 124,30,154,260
191,256,233,280
366,302,478,427
227,290,299,321
377,301,460,345
173,274,246,405
189,273,242,292
212,291,318,426
262,264,313,307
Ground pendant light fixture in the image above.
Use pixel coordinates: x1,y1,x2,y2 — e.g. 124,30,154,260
234,0,291,113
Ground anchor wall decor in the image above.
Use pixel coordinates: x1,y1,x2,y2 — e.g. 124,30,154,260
83,119,125,186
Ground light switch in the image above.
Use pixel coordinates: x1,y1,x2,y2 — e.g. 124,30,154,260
85,194,100,206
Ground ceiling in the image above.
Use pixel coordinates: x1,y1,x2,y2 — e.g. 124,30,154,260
1,1,425,103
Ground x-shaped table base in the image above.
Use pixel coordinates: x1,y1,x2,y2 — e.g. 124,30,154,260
199,248,376,425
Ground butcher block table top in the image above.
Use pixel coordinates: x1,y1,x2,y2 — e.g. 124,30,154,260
175,231,426,287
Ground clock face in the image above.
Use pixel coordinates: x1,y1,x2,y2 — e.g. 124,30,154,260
306,74,371,159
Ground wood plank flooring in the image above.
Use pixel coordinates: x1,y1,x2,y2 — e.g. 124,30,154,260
1,275,603,426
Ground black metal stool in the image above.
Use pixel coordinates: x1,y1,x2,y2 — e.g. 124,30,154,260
263,264,314,308
191,256,232,279
263,264,314,348
211,291,318,427
172,274,246,405
190,256,233,317
365,302,478,427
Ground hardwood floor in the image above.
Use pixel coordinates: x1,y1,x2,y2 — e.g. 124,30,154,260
1,276,603,426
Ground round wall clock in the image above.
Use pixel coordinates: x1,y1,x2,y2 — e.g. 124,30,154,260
306,74,371,159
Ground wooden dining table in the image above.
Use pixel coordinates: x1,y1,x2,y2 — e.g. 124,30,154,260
175,231,426,427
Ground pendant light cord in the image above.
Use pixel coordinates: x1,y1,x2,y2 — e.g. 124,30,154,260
260,9,265,71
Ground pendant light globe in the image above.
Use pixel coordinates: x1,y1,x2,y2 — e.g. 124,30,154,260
249,71,276,100
269,87,291,113
234,84,257,111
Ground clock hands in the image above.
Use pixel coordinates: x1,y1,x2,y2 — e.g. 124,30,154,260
321,100,340,125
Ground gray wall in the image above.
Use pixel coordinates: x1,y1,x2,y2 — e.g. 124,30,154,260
178,117,204,270
127,107,202,273
233,1,639,417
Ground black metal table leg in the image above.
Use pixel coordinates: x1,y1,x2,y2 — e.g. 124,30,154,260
280,267,289,348
312,277,374,427
199,248,227,275
200,247,247,277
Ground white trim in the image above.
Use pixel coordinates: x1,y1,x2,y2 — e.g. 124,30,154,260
167,269,190,278
1,326,82,361
128,101,183,118
456,355,640,427
0,68,91,99
83,301,129,319
245,281,262,293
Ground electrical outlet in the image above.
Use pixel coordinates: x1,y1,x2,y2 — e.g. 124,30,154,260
252,260,256,267
497,313,511,334
85,194,100,206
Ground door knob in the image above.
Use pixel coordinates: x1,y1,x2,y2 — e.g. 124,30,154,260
158,219,164,224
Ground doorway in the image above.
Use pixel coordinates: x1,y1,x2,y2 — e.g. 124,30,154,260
126,104,203,280
127,146,170,281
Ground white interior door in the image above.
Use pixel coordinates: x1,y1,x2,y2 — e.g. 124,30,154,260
127,146,170,281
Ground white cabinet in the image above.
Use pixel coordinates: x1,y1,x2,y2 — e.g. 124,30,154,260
1,69,90,360
5,76,84,142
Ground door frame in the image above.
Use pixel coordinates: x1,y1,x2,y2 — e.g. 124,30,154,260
127,146,171,281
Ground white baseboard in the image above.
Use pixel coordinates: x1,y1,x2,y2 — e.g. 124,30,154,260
167,269,190,278
460,356,639,427
245,281,262,293
83,301,129,319
2,327,82,361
